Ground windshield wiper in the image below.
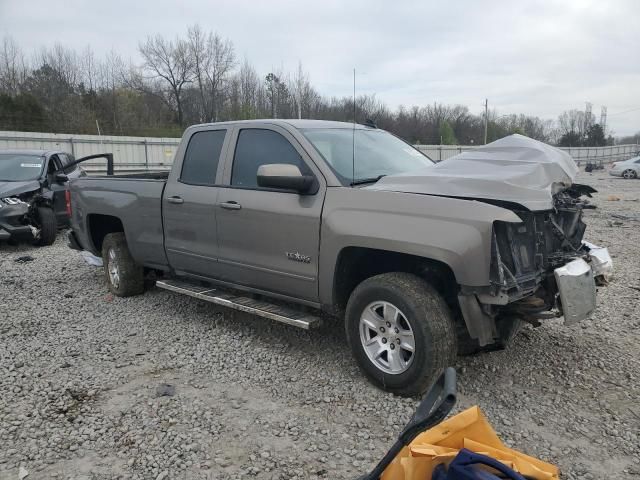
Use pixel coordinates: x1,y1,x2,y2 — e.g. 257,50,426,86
350,175,386,186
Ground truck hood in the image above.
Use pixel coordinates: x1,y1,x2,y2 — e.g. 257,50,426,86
368,134,578,211
0,180,41,199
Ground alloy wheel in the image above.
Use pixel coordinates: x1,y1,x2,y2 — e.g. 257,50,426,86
108,248,120,289
359,301,415,374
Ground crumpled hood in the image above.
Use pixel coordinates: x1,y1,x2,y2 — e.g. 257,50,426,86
0,180,41,199
368,134,578,211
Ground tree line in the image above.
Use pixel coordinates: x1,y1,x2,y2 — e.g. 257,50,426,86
0,28,619,146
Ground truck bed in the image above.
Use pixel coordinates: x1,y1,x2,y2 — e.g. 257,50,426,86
70,176,169,270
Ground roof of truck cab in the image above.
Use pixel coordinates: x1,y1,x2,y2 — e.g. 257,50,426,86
189,119,375,130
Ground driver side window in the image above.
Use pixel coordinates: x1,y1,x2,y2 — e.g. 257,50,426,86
231,129,311,188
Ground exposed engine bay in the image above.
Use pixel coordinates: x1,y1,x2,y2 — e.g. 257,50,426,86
464,183,613,348
492,184,599,300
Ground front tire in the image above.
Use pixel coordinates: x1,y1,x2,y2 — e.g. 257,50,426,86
101,232,144,297
622,169,637,179
33,206,57,246
345,272,457,397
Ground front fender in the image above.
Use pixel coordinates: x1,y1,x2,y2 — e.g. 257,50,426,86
318,188,521,305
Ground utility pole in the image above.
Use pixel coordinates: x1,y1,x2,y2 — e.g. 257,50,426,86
600,106,607,133
483,98,488,145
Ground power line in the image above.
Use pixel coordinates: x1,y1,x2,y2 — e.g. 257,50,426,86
608,107,640,116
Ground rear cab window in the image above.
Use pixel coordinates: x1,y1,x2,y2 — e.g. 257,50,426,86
231,128,311,188
180,129,227,186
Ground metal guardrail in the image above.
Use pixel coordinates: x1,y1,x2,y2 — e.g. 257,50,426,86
1,130,638,172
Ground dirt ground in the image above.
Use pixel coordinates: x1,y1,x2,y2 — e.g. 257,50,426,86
1,169,639,480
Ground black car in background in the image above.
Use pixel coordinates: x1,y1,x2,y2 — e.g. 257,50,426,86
0,149,84,245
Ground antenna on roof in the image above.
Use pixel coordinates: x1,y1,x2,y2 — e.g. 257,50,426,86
352,68,356,185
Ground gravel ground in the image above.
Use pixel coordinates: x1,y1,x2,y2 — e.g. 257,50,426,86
1,170,639,480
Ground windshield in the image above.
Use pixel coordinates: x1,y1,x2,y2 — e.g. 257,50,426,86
301,128,433,185
0,154,45,181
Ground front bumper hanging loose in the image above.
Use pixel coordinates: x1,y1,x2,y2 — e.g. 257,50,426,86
554,243,612,325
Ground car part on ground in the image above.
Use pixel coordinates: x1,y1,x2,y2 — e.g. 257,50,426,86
360,367,457,480
363,368,558,479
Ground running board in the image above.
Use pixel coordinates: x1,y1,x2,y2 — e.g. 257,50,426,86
156,279,322,330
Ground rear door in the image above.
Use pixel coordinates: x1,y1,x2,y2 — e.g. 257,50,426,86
162,128,229,277
214,125,325,302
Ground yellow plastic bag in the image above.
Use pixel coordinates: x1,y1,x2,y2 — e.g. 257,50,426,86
381,406,559,480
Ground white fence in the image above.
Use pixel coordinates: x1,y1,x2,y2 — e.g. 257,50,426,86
1,130,638,173
0,131,179,172
414,143,640,164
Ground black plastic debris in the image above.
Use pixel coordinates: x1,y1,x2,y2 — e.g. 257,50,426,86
156,383,176,397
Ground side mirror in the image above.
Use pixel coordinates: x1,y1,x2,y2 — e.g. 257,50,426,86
55,173,69,183
257,164,315,194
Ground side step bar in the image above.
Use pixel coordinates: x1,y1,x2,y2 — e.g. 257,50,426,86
156,279,322,330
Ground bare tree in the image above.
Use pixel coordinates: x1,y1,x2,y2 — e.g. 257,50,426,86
187,25,209,122
0,36,27,94
80,46,98,92
289,62,307,119
265,72,281,118
35,43,81,89
187,25,235,122
138,34,194,126
238,59,261,119
206,32,235,121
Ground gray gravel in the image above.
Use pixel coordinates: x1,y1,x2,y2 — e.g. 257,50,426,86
1,170,639,480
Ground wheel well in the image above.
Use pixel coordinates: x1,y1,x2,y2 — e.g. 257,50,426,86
333,247,459,312
87,214,124,253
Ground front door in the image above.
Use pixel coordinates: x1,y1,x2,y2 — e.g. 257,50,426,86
215,127,324,302
163,128,228,277
46,155,68,224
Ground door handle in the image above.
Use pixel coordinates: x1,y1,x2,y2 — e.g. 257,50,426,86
167,196,184,204
220,201,241,210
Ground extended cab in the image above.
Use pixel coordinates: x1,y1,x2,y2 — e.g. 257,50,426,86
67,120,612,396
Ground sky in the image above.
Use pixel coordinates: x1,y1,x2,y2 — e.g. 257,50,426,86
1,0,639,137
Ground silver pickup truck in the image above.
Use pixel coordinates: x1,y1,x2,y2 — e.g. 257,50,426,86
68,119,612,396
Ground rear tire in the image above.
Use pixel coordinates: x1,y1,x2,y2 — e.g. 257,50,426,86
345,272,457,397
33,206,57,246
101,232,144,297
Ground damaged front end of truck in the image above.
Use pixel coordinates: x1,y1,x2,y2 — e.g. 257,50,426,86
372,134,613,350
468,184,613,347
446,138,613,348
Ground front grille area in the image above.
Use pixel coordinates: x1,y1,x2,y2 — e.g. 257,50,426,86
491,188,589,296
